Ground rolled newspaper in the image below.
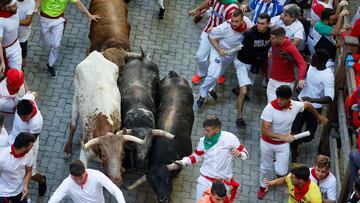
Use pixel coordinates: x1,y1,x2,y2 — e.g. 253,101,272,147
224,44,244,55
293,131,310,140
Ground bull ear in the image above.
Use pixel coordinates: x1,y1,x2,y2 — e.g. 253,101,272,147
152,129,175,139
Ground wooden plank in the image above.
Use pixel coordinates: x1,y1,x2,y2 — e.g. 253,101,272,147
337,91,351,172
330,133,341,201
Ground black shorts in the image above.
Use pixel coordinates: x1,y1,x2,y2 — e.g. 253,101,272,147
0,192,27,203
19,40,28,58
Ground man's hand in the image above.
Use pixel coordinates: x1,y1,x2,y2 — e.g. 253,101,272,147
317,115,328,125
0,60,5,74
283,134,295,143
339,9,349,17
88,14,100,22
218,48,226,57
167,161,182,171
338,0,348,7
240,4,247,12
301,96,313,103
189,8,200,16
263,178,271,191
297,80,305,89
21,187,28,201
231,149,242,157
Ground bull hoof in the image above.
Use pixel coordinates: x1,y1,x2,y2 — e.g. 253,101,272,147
158,8,165,19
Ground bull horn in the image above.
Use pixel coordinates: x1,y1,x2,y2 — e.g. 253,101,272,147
127,175,147,190
123,134,146,144
140,46,145,58
152,129,175,139
126,51,142,58
83,137,102,149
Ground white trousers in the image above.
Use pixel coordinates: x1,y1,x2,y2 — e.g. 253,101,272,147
195,31,212,77
4,40,22,70
195,175,230,203
234,59,255,87
30,138,39,176
199,48,235,98
259,139,289,187
39,16,65,67
266,78,294,103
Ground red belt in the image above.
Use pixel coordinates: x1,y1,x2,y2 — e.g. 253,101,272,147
202,174,239,202
261,135,286,145
40,11,64,19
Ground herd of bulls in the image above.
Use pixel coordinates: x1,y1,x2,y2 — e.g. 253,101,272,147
62,0,194,202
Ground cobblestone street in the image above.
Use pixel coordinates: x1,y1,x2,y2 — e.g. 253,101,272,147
23,0,329,202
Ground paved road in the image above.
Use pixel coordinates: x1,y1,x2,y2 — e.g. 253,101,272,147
22,0,325,202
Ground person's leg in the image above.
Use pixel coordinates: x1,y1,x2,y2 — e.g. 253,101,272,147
259,139,275,188
8,192,27,203
195,176,212,203
198,49,223,101
274,143,290,177
48,21,65,67
5,42,22,70
266,79,279,103
39,17,53,48
194,32,212,78
19,41,28,68
29,138,47,196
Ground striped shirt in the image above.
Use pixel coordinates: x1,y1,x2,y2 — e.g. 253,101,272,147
250,0,283,23
203,0,238,33
311,0,333,23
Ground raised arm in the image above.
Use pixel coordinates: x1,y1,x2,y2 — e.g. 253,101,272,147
304,102,328,124
97,172,126,203
48,179,70,203
75,0,100,22
189,0,211,16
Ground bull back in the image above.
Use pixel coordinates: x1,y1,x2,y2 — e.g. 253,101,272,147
89,0,130,52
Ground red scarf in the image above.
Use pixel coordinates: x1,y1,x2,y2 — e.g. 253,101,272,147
311,168,329,186
80,171,88,189
0,9,14,18
29,101,37,119
294,179,311,201
228,20,247,33
271,98,292,110
10,144,26,158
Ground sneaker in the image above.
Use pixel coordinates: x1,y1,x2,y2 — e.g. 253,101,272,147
196,97,205,108
38,175,47,196
47,64,56,77
236,118,246,129
193,15,203,24
208,91,217,100
158,8,165,19
257,187,267,199
192,74,202,85
217,75,225,84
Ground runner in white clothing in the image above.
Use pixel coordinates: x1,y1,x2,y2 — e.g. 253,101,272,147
9,92,47,196
257,85,328,199
0,132,35,203
0,0,22,75
197,10,253,108
17,0,35,68
169,115,249,203
309,155,336,203
0,114,9,148
48,160,126,203
270,4,304,49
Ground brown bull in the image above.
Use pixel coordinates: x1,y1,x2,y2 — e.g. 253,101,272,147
88,0,131,52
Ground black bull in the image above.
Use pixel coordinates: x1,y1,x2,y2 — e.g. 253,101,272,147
118,57,159,169
148,71,194,203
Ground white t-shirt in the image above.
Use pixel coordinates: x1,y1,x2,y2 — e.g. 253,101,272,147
17,0,35,42
182,131,249,179
0,127,9,148
298,65,334,109
309,167,337,201
9,93,43,145
208,16,253,50
48,169,126,203
0,13,19,47
271,15,304,47
0,79,26,113
261,100,304,141
0,146,32,197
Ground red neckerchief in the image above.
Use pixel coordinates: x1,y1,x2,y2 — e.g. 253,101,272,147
30,101,37,119
271,98,292,110
311,168,329,186
7,86,20,95
10,144,26,158
294,179,311,201
0,9,14,18
80,171,88,189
